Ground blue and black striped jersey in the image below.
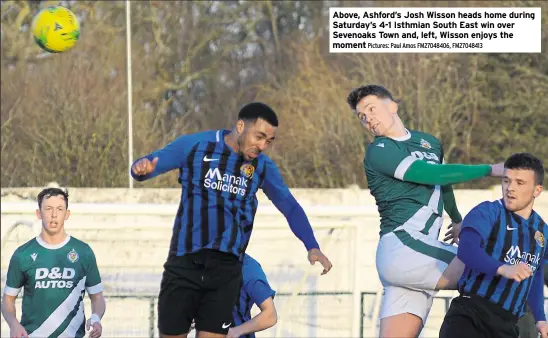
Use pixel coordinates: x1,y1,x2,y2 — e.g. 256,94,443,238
132,130,297,259
233,254,275,338
458,199,547,317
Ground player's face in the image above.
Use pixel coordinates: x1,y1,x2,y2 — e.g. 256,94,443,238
355,95,398,136
237,118,277,161
36,195,70,235
502,168,543,213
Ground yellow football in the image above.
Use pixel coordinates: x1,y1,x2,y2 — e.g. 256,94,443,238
31,6,80,53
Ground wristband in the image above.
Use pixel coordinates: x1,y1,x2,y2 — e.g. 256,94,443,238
90,313,101,325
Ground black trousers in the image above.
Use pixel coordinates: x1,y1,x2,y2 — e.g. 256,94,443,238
440,294,519,338
158,249,243,335
517,304,537,338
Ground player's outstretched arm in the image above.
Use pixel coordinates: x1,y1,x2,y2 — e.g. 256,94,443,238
402,160,503,186
261,158,332,275
228,297,277,338
365,140,504,186
86,292,106,338
1,294,28,338
131,133,201,181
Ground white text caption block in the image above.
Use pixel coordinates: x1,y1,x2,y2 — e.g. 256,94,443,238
329,7,541,53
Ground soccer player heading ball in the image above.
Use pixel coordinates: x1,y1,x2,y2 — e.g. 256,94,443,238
131,102,332,338
346,85,504,338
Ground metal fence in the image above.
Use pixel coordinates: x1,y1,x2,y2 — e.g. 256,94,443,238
72,292,453,338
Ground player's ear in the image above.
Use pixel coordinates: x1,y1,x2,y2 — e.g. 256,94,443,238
65,209,71,220
236,120,245,134
388,100,398,114
533,185,543,198
36,209,42,220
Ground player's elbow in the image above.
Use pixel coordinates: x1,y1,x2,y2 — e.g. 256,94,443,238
264,306,277,328
1,294,16,308
259,298,277,328
89,292,106,312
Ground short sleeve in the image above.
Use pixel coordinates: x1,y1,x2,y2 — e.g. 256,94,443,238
246,279,276,307
365,140,418,180
4,253,24,296
461,201,498,245
242,256,276,307
84,246,104,295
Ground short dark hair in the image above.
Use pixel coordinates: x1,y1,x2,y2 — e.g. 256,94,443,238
504,153,544,186
37,188,69,209
238,102,279,127
346,85,395,110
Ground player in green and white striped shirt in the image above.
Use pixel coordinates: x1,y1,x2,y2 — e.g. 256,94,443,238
1,188,106,338
346,85,504,338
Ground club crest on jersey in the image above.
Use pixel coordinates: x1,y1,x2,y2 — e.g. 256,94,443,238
67,249,79,263
535,231,545,248
240,164,255,179
420,139,432,149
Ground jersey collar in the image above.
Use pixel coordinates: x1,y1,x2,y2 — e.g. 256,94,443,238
498,199,539,225
388,129,411,141
36,234,71,249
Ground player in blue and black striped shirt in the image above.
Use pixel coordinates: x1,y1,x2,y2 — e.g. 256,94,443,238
440,153,548,338
131,102,332,338
227,254,277,338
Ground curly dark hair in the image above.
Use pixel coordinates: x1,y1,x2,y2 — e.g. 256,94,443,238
238,102,279,127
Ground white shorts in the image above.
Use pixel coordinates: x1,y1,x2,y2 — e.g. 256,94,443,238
376,218,457,322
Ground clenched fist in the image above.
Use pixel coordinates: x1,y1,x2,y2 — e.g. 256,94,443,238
131,157,158,176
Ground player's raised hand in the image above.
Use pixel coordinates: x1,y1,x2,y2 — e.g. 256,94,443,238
444,222,462,245
9,321,28,338
536,320,548,338
497,263,533,282
489,162,505,177
131,157,158,176
308,248,333,275
86,319,102,338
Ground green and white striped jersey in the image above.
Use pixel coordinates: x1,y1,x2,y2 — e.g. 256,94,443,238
364,129,444,237
4,235,103,338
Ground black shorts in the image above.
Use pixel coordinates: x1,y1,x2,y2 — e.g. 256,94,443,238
157,249,243,335
439,294,519,338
